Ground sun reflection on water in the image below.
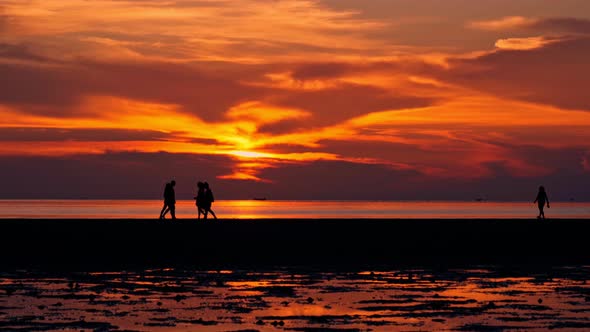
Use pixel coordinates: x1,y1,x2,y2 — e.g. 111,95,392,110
1,267,589,331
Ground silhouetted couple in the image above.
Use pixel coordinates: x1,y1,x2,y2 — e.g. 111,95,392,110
159,180,176,220
195,182,216,220
534,186,550,219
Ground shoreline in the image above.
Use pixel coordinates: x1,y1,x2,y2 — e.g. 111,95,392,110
1,219,589,270
1,200,588,220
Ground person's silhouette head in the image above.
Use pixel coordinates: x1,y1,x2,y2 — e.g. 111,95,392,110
171,180,176,187
539,185,545,192
204,182,209,189
197,181,203,189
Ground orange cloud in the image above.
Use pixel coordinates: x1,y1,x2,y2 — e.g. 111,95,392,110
1,0,590,194
2,83,590,181
2,0,387,63
494,36,556,50
468,16,535,31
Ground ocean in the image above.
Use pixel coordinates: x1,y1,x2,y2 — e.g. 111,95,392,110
0,200,588,219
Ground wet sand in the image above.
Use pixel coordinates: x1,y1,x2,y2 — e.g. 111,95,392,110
1,219,589,269
1,267,590,331
1,219,589,331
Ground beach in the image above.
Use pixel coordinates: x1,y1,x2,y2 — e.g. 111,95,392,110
3,0,590,330
1,218,590,331
1,218,589,269
1,266,590,331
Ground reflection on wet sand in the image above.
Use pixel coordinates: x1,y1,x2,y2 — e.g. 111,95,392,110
1,267,589,331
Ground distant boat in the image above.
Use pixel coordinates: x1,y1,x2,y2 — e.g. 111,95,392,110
475,198,486,202
252,197,267,201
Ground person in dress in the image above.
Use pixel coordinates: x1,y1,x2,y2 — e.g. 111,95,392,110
534,186,550,219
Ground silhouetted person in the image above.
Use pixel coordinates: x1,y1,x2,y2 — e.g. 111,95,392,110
194,181,206,220
160,180,176,220
534,186,550,219
202,182,217,220
159,182,171,219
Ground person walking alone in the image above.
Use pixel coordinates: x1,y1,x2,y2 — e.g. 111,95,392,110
534,186,550,219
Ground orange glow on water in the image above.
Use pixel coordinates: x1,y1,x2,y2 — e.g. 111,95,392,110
2,267,589,331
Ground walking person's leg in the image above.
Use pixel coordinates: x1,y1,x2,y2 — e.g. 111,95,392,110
162,204,170,219
160,203,168,219
208,208,217,220
170,204,176,220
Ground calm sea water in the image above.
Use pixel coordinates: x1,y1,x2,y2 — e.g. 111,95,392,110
0,200,588,219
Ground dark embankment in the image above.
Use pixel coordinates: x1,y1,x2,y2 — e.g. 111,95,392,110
0,219,588,270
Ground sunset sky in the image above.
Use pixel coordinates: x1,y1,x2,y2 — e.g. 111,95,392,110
1,0,590,200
